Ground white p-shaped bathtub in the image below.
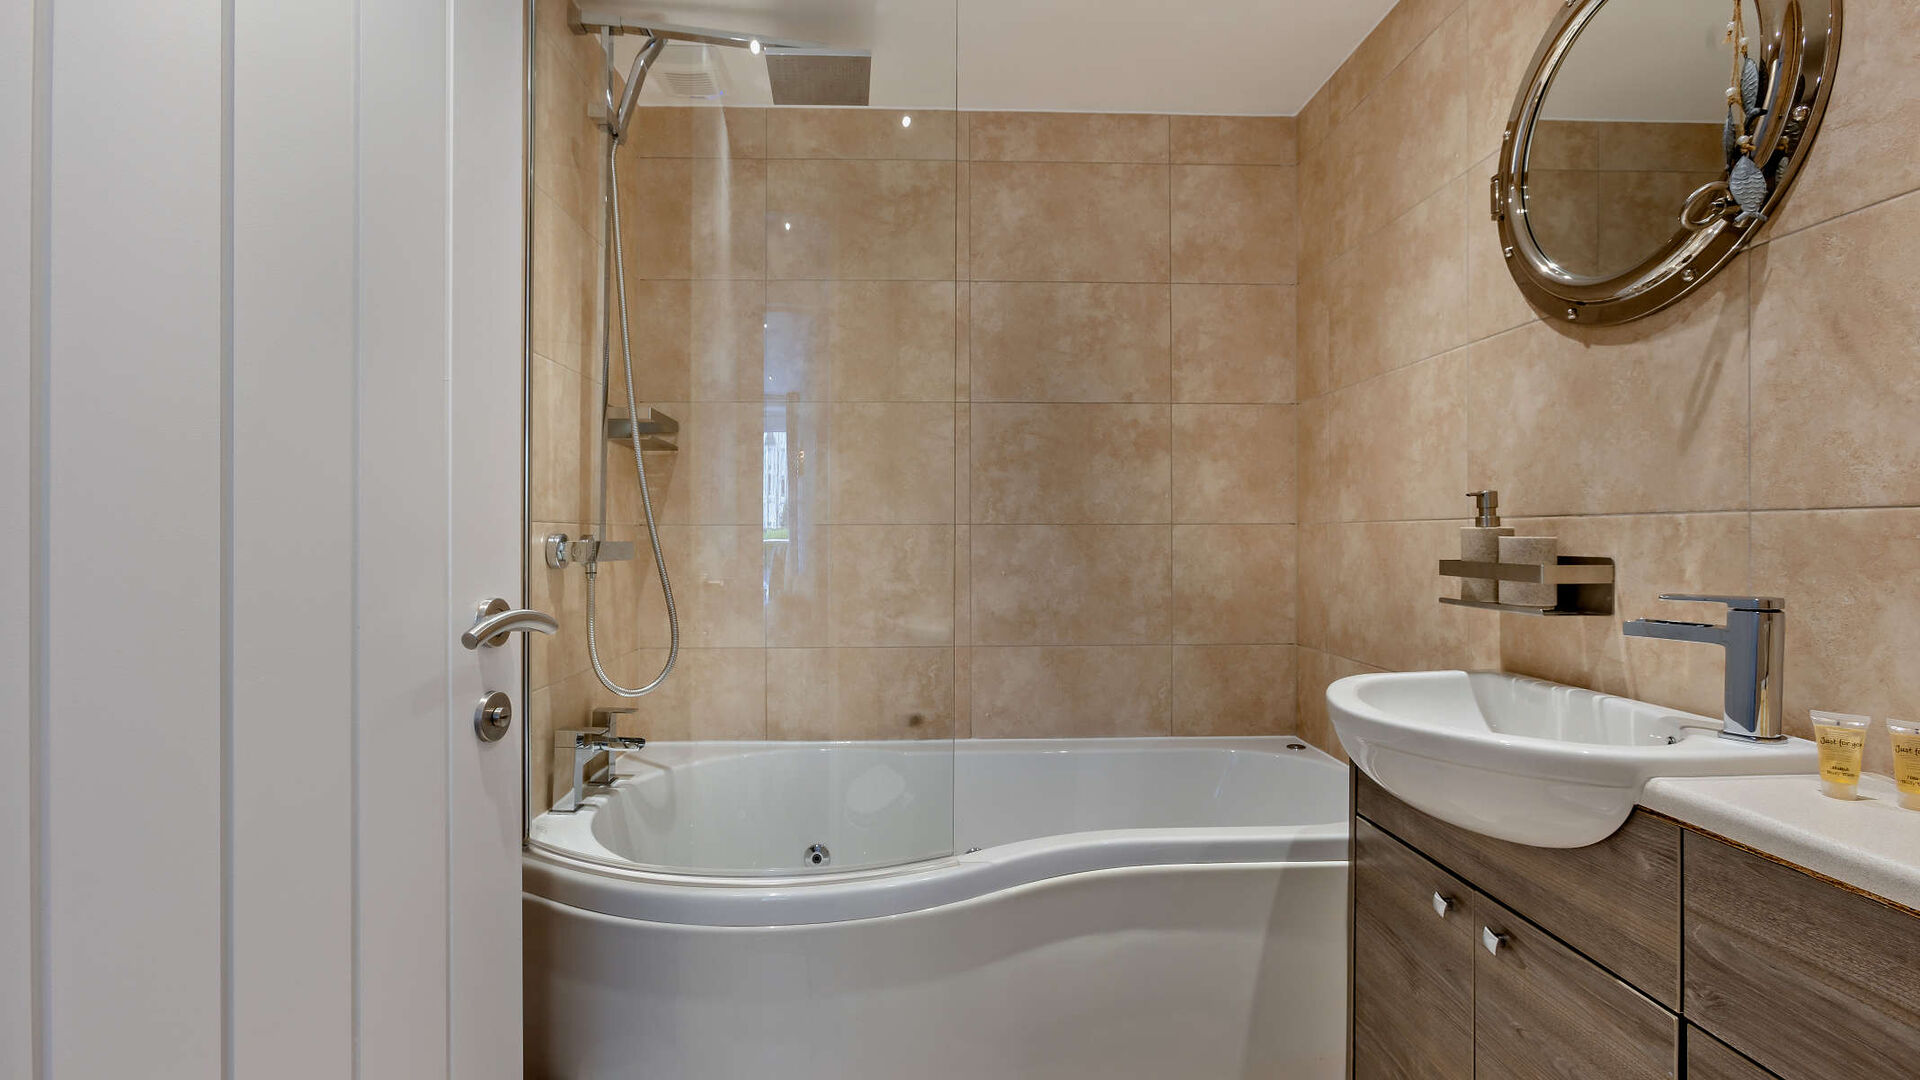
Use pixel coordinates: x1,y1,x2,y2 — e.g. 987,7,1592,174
524,737,1350,1079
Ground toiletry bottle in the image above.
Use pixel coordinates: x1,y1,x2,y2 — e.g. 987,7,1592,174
1460,491,1512,603
1885,719,1920,810
1811,711,1871,800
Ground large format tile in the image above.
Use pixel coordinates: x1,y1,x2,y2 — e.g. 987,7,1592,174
969,163,1171,282
1465,0,1565,158
768,108,956,161
618,157,768,279
530,189,602,367
1172,165,1298,284
1752,508,1920,776
1318,520,1499,673
1172,645,1298,736
1325,350,1468,524
1170,116,1297,166
764,280,955,402
1294,647,1381,761
970,404,1171,524
767,647,956,740
1171,284,1296,404
623,106,767,159
1171,524,1296,644
767,160,957,280
1750,192,1920,509
1302,0,1465,154
969,646,1173,738
967,112,1168,163
970,525,1172,645
830,402,956,524
530,354,598,524
968,282,1171,402
1171,405,1296,524
1325,171,1473,390
828,525,955,646
1464,265,1750,518
618,648,768,741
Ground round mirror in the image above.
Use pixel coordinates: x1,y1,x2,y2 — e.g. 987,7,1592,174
1494,0,1841,325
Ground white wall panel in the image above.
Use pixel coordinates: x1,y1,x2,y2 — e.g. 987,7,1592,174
43,3,226,1076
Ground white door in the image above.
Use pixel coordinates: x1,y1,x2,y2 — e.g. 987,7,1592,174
10,0,527,1076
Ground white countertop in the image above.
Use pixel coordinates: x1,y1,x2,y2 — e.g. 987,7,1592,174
1640,774,1920,913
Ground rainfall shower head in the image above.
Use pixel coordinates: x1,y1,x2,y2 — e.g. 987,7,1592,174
572,6,872,109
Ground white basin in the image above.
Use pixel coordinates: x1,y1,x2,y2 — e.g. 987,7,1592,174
1327,670,1817,848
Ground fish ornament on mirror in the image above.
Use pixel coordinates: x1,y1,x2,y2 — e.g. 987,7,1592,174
1725,8,1770,226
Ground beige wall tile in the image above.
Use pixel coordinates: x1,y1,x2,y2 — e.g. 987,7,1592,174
969,163,1171,282
628,526,767,649
765,280,955,402
618,157,768,279
968,282,1171,402
1171,284,1296,404
530,190,601,368
1296,396,1336,527
620,648,768,741
768,647,956,739
767,160,957,281
684,280,771,402
619,280,692,402
604,412,692,527
1325,172,1472,390
1172,165,1298,284
1465,152,1541,342
1170,116,1297,166
1172,645,1298,736
528,521,592,689
1294,647,1381,760
1495,513,1750,725
1171,524,1296,644
766,524,830,648
830,402,956,524
953,522,971,645
1318,520,1499,673
967,112,1169,163
829,525,955,646
969,646,1173,737
1750,192,1920,509
623,106,767,158
1320,12,1474,260
1465,0,1564,158
682,402,772,525
1294,524,1332,651
1753,508,1920,776
1294,267,1332,400
953,647,972,738
530,355,597,524
1308,0,1464,154
970,404,1171,524
971,525,1171,645
1464,266,1750,518
1325,351,1467,523
1763,0,1920,237
1171,405,1296,524
768,108,956,160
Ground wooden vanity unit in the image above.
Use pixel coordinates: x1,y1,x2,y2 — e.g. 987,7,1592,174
1349,769,1920,1079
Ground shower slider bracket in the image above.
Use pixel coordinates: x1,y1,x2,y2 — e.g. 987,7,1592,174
606,406,678,452
545,533,636,570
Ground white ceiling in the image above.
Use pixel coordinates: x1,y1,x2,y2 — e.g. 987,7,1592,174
595,0,1402,114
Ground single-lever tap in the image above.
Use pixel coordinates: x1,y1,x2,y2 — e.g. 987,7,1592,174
551,707,645,812
1622,594,1786,741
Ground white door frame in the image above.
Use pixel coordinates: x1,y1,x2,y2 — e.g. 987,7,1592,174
11,1,526,1076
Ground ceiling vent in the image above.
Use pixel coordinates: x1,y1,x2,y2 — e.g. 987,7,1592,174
654,42,724,100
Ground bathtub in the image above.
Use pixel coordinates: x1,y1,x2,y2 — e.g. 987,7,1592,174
524,737,1351,1080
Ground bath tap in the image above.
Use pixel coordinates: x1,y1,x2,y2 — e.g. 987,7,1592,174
1622,594,1786,741
552,708,645,813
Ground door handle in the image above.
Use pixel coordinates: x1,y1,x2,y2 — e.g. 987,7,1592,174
461,597,559,650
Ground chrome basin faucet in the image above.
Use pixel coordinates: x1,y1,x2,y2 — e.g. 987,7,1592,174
1623,594,1786,741
551,707,646,813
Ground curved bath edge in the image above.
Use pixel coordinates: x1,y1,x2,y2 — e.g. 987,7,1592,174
524,822,1351,928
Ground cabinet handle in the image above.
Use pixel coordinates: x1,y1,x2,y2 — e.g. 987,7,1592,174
1481,927,1509,955
1431,892,1454,918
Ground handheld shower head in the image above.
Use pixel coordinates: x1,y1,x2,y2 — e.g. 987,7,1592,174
603,33,665,144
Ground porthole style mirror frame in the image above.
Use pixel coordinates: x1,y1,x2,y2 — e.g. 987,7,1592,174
1493,0,1841,325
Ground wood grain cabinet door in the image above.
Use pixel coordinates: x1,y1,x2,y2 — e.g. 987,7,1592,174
1687,1026,1780,1080
1352,819,1475,1080
1475,896,1680,1080
1682,832,1920,1080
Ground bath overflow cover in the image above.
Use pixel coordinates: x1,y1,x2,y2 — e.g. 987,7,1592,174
805,843,830,867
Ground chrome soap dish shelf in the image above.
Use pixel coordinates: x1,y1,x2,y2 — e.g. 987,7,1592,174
606,407,679,452
1437,556,1615,617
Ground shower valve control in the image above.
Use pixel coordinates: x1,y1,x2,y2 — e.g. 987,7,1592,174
546,532,637,569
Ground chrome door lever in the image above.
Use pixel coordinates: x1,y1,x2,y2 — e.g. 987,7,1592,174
461,597,559,650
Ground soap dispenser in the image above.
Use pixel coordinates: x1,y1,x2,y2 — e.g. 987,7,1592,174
1460,491,1512,603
